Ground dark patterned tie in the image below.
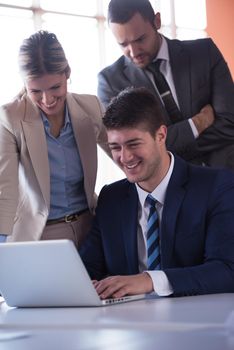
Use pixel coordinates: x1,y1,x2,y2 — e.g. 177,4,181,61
148,59,183,124
146,195,160,270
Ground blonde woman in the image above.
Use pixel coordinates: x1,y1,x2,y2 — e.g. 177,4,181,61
0,30,110,247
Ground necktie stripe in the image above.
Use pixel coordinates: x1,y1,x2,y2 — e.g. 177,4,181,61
149,256,161,270
148,212,158,227
147,216,159,231
146,194,161,270
147,225,159,245
147,233,157,250
148,234,159,250
148,243,159,259
147,222,158,237
148,248,160,266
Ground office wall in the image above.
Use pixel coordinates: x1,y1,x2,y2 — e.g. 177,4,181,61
206,0,234,79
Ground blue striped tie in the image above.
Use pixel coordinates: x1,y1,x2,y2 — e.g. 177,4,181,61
146,194,160,270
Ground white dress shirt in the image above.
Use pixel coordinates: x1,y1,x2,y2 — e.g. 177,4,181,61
145,36,198,138
135,152,174,296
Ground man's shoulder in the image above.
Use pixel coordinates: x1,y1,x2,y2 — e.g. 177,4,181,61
96,179,138,214
100,178,132,195
98,55,129,77
174,154,234,187
168,36,215,53
98,178,137,203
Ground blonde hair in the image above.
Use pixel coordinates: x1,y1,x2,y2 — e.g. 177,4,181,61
18,30,71,81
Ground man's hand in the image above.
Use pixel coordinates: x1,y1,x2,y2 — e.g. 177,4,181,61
192,104,215,135
93,273,153,299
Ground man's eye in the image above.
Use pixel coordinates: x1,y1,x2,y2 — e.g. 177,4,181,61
110,146,120,151
129,143,140,148
137,37,144,43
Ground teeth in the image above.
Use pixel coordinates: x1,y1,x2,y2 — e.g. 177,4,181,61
126,163,139,169
44,101,56,108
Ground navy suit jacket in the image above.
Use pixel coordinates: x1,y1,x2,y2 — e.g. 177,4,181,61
98,38,234,169
80,156,234,296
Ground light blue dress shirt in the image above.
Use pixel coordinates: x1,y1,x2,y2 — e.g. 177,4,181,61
41,105,88,220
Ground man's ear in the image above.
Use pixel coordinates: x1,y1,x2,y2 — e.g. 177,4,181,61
153,12,161,30
156,125,167,144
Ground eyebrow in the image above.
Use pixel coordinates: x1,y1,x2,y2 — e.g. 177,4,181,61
28,82,61,92
108,137,143,146
119,33,146,46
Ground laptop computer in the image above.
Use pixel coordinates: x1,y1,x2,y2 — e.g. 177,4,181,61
0,239,146,307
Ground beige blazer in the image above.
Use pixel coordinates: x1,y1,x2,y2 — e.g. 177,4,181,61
0,91,110,242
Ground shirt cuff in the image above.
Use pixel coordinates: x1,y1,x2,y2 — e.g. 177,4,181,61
146,270,173,296
188,118,199,138
0,235,7,243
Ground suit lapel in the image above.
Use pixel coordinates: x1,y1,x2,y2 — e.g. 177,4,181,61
123,57,155,91
160,156,188,268
167,39,191,118
22,98,50,208
117,159,188,272
67,94,97,209
121,183,139,274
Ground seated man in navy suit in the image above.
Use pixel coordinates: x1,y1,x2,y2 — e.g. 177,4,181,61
80,87,234,298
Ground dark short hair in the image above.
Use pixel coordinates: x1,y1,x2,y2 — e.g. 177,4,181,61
108,0,155,25
103,87,166,136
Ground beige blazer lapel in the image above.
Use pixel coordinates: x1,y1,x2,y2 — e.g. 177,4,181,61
67,94,97,209
21,97,50,208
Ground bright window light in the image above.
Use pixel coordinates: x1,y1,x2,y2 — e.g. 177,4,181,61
0,0,32,6
0,9,33,105
104,22,122,66
175,0,207,30
42,13,99,95
157,0,171,26
40,0,97,16
0,0,209,191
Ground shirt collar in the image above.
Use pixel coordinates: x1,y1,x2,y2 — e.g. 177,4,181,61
153,35,170,63
136,152,174,208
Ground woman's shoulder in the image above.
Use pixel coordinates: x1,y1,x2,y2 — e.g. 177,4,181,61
67,92,103,118
1,90,27,114
68,92,100,107
0,90,36,127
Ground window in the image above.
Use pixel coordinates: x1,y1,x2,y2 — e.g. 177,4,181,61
156,0,207,39
0,7,34,104
42,13,99,95
0,0,206,192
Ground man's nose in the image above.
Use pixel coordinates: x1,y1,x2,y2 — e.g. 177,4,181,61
120,147,133,162
128,43,139,58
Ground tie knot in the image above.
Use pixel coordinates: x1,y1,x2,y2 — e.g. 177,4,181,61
146,194,157,208
148,59,162,74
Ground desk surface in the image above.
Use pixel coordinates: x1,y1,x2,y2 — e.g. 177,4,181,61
0,293,234,350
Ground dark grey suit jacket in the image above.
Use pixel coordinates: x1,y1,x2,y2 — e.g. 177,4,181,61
98,38,234,169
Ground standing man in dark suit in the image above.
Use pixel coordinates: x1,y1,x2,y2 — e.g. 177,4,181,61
98,0,234,169
80,87,234,298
